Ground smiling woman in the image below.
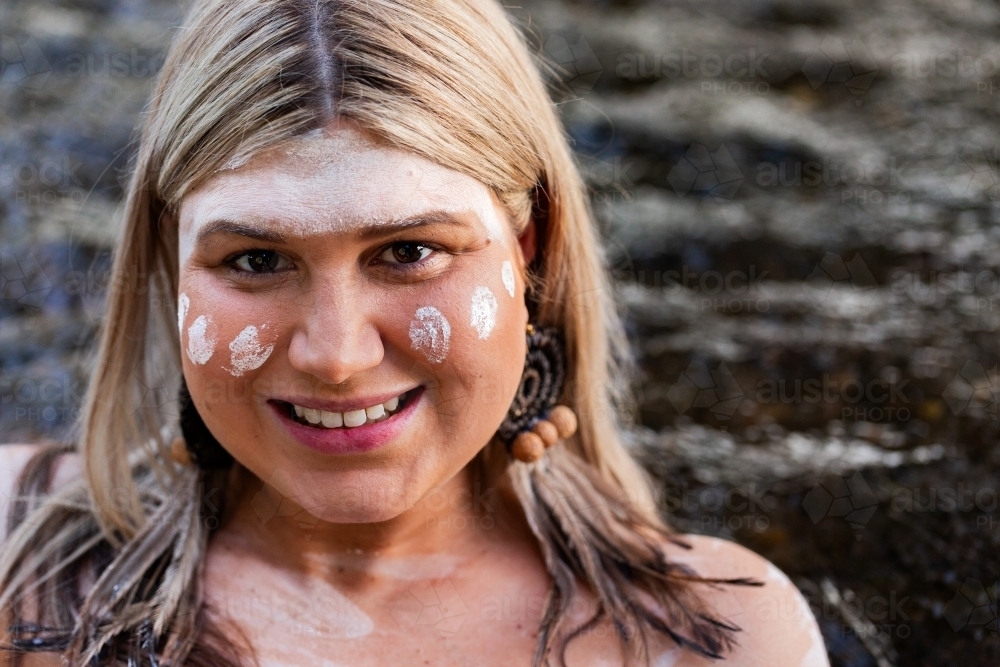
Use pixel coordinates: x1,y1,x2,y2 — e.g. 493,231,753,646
178,123,530,466
0,1,826,666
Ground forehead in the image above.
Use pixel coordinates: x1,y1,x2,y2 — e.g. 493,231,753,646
178,124,505,241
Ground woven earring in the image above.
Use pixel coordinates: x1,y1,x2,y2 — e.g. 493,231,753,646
170,378,234,469
497,323,578,463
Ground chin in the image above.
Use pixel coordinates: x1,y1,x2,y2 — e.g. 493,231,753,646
267,467,425,525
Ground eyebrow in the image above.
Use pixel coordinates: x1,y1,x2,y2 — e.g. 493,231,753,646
194,210,474,245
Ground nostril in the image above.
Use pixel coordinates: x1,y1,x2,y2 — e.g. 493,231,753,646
286,322,386,386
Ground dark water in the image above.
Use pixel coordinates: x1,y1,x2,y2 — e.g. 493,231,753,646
1,0,998,664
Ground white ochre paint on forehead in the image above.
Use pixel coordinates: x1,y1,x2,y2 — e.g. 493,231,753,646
177,124,508,268
763,563,828,667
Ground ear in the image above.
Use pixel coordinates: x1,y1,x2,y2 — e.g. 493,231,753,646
517,218,537,267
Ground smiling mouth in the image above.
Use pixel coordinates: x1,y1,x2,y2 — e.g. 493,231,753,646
277,388,420,430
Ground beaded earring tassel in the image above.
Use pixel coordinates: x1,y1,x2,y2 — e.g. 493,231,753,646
499,323,578,463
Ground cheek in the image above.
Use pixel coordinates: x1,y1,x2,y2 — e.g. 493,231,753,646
177,290,219,370
405,260,523,365
406,273,526,433
226,324,276,377
405,282,519,364
407,305,452,364
177,292,190,336
501,260,516,298
185,312,217,366
178,285,281,382
469,286,499,340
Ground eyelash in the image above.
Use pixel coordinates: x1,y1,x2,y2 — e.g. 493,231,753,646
223,247,289,281
374,241,441,272
222,241,442,280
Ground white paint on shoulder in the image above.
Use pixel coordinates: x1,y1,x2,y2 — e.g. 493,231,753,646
799,613,829,666
765,563,830,667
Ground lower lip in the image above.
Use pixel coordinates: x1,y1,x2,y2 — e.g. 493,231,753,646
269,387,424,455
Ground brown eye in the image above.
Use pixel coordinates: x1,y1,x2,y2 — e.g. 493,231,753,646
381,242,433,265
233,250,290,273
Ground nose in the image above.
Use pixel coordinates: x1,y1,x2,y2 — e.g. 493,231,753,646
286,280,384,386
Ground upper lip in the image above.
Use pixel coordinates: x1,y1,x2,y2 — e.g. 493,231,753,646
271,386,419,414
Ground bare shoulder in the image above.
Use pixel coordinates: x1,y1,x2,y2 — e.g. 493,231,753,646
0,442,82,495
659,533,830,667
559,531,830,667
0,443,83,542
0,445,82,667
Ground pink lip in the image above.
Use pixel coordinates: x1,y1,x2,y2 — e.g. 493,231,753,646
268,387,424,455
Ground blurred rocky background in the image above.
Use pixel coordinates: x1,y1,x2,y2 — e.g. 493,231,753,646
1,0,998,665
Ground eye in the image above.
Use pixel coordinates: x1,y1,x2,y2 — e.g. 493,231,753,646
379,242,434,265
229,250,291,274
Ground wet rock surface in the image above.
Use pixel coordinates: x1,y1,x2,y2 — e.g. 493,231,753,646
1,0,998,664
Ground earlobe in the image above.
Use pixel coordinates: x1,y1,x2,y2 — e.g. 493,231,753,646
517,219,537,266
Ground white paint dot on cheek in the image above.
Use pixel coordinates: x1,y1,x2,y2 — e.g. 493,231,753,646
227,325,275,377
177,293,190,335
501,261,515,298
469,286,498,340
409,306,451,363
186,315,216,365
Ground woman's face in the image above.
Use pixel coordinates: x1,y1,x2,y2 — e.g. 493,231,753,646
176,120,529,524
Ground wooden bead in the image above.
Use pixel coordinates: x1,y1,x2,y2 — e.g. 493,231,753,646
511,431,545,463
547,405,578,439
532,420,559,447
170,438,192,466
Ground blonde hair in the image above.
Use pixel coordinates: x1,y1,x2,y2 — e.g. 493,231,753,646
0,1,751,665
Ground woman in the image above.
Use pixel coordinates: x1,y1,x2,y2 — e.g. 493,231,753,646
0,0,828,665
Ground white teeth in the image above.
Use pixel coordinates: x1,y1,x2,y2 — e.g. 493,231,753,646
320,410,343,428
343,409,367,428
291,391,408,429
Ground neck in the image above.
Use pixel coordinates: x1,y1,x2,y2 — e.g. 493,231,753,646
213,457,531,587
